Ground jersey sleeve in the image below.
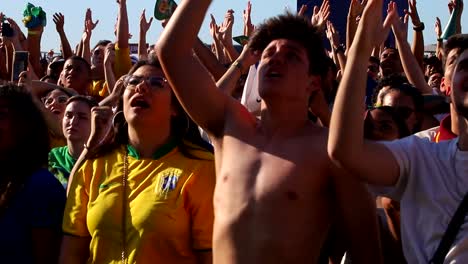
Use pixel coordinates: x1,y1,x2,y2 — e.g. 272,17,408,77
183,160,216,250
62,160,93,237
114,44,132,78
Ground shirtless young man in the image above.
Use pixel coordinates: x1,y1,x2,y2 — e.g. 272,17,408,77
157,1,380,263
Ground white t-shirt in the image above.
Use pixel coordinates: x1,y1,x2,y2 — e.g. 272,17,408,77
373,131,468,263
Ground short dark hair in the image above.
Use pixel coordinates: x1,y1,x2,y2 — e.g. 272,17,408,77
249,13,328,78
92,40,112,51
66,95,98,109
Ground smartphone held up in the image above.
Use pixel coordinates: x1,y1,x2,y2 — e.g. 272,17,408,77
11,51,29,82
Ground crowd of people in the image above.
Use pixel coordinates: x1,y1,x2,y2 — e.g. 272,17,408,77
0,0,467,263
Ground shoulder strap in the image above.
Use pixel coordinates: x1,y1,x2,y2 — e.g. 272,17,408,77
430,192,468,264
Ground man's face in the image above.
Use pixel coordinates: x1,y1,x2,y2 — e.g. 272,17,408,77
257,39,318,103
380,48,403,77
60,59,90,95
441,48,460,95
450,49,468,118
91,45,106,68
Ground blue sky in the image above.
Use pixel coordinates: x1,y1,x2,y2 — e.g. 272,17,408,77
1,0,462,52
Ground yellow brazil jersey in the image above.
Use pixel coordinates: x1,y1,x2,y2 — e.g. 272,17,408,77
63,142,215,264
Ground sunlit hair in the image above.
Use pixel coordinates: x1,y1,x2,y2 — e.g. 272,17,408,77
249,13,328,78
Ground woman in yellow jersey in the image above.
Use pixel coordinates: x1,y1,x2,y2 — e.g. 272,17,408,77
60,57,215,264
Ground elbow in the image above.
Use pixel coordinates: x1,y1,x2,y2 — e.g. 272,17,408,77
327,142,351,167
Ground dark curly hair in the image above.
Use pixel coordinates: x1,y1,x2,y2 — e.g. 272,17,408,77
0,83,50,214
249,13,328,78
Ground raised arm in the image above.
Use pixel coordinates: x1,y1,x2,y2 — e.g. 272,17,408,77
104,43,116,94
435,17,445,61
26,25,43,78
81,9,99,63
217,44,259,96
116,0,129,50
405,0,424,70
193,37,227,81
326,21,346,71
328,0,400,186
391,7,432,94
208,14,228,65
243,1,254,37
218,10,239,63
157,0,238,137
311,0,330,33
346,0,367,51
52,13,73,59
138,9,153,60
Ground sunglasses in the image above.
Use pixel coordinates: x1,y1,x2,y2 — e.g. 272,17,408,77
42,95,69,107
125,75,168,90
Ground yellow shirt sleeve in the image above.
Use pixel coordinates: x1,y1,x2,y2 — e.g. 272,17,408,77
114,44,133,78
62,160,92,237
183,160,216,250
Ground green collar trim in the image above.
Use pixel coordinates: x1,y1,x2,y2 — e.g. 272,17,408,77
127,139,177,160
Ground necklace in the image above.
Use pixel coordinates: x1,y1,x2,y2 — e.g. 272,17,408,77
121,149,129,264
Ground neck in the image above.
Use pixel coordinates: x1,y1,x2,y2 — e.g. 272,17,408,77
260,100,309,137
450,104,460,135
67,139,85,159
127,123,171,159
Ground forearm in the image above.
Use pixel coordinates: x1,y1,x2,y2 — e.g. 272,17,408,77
336,51,347,72
411,30,424,71
222,41,239,63
216,62,242,96
5,44,13,77
138,31,148,60
58,31,73,59
193,38,226,81
436,39,444,61
394,32,431,94
117,2,129,49
346,15,358,51
76,39,83,57
82,39,91,64
27,32,43,77
104,63,116,94
329,36,370,160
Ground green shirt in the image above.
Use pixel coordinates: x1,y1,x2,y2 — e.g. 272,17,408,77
48,146,76,189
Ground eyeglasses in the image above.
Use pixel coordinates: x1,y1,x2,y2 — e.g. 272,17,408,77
125,75,168,90
42,95,69,107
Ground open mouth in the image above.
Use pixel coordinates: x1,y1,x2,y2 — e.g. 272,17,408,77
130,98,150,109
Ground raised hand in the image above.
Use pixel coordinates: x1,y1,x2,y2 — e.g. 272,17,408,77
389,2,409,41
311,0,330,31
209,14,220,41
349,0,368,18
298,4,308,16
140,9,153,34
218,9,234,45
404,0,421,26
84,8,99,32
237,44,260,72
243,1,254,37
326,20,341,49
435,17,442,38
52,13,65,33
86,106,114,151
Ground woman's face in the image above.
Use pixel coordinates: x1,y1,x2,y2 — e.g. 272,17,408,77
62,100,92,143
123,65,174,128
42,89,69,121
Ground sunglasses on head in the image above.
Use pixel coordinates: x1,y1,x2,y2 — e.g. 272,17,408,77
125,75,168,90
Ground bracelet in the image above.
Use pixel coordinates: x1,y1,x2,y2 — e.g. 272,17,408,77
231,60,245,74
437,38,444,42
413,22,425,32
27,30,41,35
334,44,345,54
